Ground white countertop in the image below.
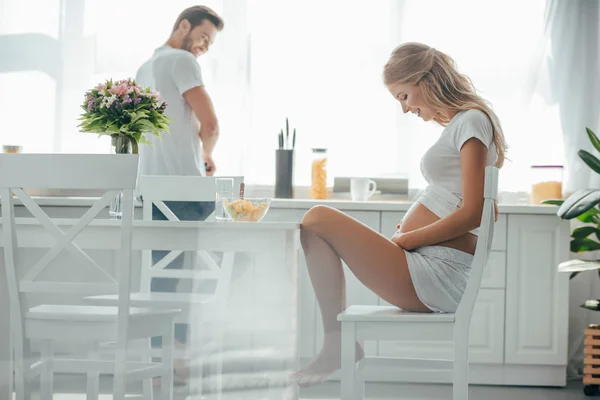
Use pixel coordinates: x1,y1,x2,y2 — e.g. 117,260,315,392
3,218,300,230
7,196,561,215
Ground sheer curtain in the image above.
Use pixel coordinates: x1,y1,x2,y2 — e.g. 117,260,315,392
0,0,552,192
525,0,600,381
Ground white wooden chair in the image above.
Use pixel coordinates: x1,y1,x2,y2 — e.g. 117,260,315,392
86,175,240,397
338,166,499,400
0,154,179,400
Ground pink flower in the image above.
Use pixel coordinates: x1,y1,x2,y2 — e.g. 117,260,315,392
95,83,106,91
150,90,161,101
108,83,129,97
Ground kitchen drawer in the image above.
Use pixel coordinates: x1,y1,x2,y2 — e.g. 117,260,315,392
481,251,506,289
492,214,507,251
378,289,505,364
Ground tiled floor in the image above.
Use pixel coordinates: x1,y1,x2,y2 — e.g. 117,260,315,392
27,375,596,400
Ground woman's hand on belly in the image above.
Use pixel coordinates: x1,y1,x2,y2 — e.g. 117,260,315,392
391,230,418,250
394,202,477,253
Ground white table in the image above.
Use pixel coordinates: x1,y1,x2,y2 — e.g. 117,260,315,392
0,219,301,399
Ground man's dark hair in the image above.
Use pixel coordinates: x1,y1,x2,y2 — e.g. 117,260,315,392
172,5,224,32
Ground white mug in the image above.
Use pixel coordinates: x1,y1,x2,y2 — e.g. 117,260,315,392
350,178,377,201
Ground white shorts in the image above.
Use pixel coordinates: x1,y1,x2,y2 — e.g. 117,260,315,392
405,245,474,313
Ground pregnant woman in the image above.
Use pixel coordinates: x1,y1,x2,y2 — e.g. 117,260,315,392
291,42,507,387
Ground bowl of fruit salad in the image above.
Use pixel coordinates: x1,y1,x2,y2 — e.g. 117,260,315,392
223,198,271,222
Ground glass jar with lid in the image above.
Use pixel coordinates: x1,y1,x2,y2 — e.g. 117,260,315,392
310,148,328,200
2,145,22,154
530,165,563,204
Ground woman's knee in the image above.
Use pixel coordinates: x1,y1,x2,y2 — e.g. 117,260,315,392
301,205,336,232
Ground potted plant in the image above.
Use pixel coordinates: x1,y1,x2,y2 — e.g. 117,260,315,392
542,127,600,396
78,78,171,154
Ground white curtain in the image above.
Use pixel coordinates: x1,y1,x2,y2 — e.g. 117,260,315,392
526,0,600,380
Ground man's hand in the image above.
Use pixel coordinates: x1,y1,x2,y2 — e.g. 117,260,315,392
204,153,216,176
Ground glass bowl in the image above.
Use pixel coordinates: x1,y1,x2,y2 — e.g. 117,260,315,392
223,197,271,222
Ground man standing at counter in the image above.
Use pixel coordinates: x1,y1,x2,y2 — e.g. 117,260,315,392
135,5,224,384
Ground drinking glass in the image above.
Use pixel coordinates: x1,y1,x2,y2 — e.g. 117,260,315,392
215,177,234,221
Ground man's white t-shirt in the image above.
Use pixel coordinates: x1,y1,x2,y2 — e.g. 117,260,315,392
135,45,206,177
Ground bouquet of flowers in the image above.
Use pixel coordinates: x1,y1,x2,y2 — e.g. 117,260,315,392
78,79,171,154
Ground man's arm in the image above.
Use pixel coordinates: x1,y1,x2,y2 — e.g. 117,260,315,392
183,86,219,156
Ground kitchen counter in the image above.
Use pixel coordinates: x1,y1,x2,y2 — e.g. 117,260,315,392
8,196,560,215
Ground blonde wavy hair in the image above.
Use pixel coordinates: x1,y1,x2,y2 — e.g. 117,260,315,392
383,42,508,167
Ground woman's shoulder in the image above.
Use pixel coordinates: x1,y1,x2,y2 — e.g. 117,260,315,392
449,109,494,137
445,109,494,149
454,109,492,127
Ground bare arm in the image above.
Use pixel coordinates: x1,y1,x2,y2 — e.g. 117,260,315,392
401,138,489,249
183,86,219,156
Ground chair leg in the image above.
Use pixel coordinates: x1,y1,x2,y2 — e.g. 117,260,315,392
188,316,204,397
86,343,100,400
161,323,175,400
340,322,357,400
40,340,53,400
113,339,128,400
453,340,469,400
138,339,153,400
210,326,223,400
8,331,14,400
354,339,365,399
12,324,31,400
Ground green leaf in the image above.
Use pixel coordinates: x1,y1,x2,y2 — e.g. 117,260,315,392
579,150,600,175
572,226,598,239
570,271,580,280
577,207,600,223
135,119,156,131
106,125,120,134
541,199,564,206
581,299,600,311
571,237,600,252
559,258,600,272
587,128,600,154
557,189,600,219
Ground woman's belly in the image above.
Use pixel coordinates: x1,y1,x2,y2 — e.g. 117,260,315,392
398,202,477,254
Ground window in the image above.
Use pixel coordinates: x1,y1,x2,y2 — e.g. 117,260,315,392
0,0,555,192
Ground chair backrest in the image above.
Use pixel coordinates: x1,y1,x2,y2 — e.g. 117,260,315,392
139,175,243,221
454,166,499,325
137,175,238,301
0,154,138,321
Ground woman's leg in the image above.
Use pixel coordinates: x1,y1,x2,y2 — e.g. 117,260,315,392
294,206,428,383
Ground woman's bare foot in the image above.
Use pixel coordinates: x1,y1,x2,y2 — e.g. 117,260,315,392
290,332,365,387
173,340,190,384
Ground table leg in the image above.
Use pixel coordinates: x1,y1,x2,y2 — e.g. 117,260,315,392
0,251,13,399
